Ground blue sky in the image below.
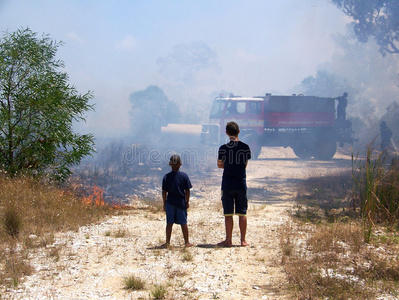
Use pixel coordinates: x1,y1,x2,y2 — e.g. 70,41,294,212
0,0,350,136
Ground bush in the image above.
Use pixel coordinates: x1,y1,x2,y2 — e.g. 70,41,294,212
123,275,145,290
3,205,22,238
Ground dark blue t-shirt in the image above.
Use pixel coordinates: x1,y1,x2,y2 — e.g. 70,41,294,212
162,171,192,209
218,140,251,190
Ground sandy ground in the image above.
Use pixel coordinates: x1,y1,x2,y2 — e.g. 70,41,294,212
2,147,353,299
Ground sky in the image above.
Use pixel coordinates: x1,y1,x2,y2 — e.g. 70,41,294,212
0,0,351,137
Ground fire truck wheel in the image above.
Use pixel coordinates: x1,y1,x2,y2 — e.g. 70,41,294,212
314,140,336,160
291,146,313,160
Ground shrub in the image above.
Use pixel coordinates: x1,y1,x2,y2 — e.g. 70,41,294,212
123,275,145,290
3,205,22,238
151,284,167,299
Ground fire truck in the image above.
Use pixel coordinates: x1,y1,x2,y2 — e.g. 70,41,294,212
201,93,354,160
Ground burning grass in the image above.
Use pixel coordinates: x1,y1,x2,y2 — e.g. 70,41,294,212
282,166,399,299
0,173,120,287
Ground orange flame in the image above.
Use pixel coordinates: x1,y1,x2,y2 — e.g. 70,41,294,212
109,202,125,210
81,185,125,209
81,185,105,206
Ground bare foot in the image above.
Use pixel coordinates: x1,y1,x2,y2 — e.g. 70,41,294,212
217,240,233,247
241,241,250,247
185,243,194,248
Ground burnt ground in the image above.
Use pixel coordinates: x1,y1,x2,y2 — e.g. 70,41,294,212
71,144,352,206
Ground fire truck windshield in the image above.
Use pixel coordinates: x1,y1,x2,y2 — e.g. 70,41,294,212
226,102,245,115
210,100,226,118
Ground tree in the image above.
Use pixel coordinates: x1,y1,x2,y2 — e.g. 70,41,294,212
129,85,180,142
331,0,399,55
300,70,352,98
0,28,95,180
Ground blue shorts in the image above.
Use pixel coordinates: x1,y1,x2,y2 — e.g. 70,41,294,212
221,189,248,216
165,203,188,225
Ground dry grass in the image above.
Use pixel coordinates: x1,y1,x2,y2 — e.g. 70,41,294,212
180,248,194,262
167,268,188,279
140,198,164,213
352,150,399,241
0,174,117,287
280,171,399,299
123,274,146,290
0,241,33,287
151,283,167,299
113,228,128,238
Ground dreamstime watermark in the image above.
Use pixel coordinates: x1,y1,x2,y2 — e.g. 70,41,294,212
122,145,219,166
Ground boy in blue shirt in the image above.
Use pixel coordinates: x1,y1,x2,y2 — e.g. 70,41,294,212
162,155,193,248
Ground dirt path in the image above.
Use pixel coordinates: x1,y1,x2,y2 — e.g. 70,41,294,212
3,147,353,299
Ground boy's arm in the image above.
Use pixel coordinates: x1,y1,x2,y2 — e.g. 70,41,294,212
217,159,224,169
217,146,224,168
245,147,251,168
185,189,190,209
162,190,167,211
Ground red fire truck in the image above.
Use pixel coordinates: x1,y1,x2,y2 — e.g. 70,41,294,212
201,93,354,160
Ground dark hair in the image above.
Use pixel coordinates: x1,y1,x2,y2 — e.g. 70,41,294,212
226,121,239,136
169,154,181,165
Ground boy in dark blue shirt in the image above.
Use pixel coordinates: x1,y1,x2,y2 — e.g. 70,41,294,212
217,122,251,247
162,155,193,248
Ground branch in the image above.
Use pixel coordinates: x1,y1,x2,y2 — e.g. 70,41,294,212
0,99,7,111
0,126,7,137
385,40,399,53
0,146,9,163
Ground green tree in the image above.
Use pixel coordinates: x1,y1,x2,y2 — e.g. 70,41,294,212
0,28,94,180
331,0,399,55
129,85,180,142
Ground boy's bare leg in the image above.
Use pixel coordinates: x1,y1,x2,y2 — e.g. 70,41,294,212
181,224,193,247
218,216,233,247
239,215,249,246
161,223,173,248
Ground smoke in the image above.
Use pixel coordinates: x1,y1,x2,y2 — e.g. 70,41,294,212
291,23,399,149
155,41,223,124
156,41,220,86
305,25,399,118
